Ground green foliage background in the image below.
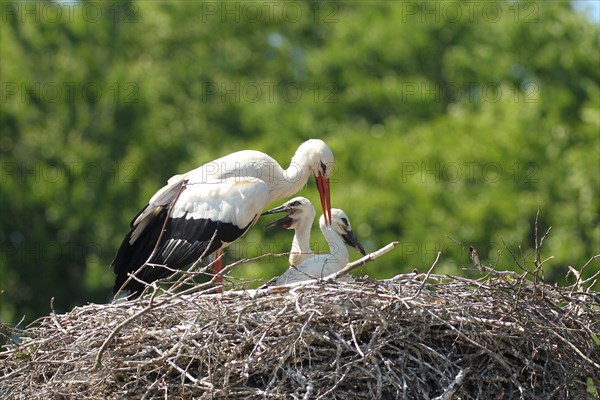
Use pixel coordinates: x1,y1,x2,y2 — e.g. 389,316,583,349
1,0,598,325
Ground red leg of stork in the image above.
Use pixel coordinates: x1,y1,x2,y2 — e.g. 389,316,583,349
214,249,223,294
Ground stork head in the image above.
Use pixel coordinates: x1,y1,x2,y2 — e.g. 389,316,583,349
319,208,366,256
293,139,334,225
263,197,315,230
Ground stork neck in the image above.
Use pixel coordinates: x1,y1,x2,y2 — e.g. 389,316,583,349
320,226,350,266
289,217,313,266
268,163,312,204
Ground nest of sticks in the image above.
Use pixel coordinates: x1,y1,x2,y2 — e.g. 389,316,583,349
1,242,599,400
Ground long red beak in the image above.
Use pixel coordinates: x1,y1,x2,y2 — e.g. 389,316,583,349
315,175,331,225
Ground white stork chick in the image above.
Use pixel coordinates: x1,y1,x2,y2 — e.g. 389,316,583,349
112,139,334,298
262,197,316,267
270,207,366,285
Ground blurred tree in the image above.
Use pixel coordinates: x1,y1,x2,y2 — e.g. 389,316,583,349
1,0,598,325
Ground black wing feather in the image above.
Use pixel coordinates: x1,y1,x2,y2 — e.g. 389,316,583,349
112,206,168,296
112,209,251,297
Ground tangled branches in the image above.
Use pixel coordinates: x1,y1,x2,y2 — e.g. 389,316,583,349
1,255,598,399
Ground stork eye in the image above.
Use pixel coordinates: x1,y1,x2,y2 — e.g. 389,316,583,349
320,161,327,176
290,201,301,207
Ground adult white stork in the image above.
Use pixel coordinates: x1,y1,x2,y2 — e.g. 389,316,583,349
112,139,334,297
264,204,366,284
262,197,316,267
